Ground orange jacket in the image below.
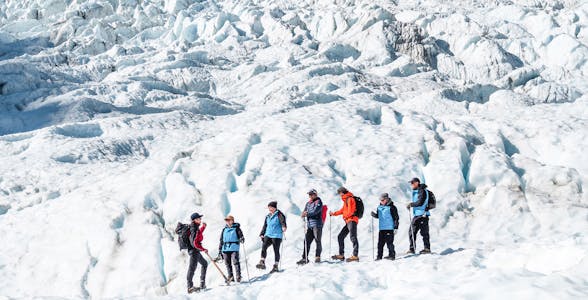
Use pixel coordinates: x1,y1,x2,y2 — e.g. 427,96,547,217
333,192,359,223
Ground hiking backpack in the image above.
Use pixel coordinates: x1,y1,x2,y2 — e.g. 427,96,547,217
353,196,364,219
175,222,191,250
426,190,437,210
321,205,328,223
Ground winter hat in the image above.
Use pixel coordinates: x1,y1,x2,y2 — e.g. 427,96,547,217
224,215,235,221
307,188,318,195
337,186,348,194
380,193,390,200
268,201,278,208
409,178,421,184
191,212,203,220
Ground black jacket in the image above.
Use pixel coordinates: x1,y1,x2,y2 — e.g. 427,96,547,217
372,200,400,229
409,184,428,208
218,223,245,252
259,210,287,237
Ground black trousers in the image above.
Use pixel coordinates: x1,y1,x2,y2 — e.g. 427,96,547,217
409,216,430,251
377,230,395,259
261,237,282,263
187,250,207,288
337,221,359,256
222,251,241,278
302,226,323,259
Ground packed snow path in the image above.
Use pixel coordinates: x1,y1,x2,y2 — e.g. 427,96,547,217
0,0,587,298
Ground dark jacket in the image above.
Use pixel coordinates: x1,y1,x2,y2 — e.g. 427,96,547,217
218,223,244,253
372,200,399,230
409,184,428,207
260,210,287,238
409,183,430,217
304,197,323,228
189,222,207,252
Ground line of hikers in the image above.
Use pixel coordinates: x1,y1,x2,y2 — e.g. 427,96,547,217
175,177,435,293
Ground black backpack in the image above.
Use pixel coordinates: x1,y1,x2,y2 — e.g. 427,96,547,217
175,222,191,250
426,190,437,210
353,196,364,219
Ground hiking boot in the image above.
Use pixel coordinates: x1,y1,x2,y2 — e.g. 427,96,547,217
375,257,382,261
331,254,345,260
406,249,415,255
419,248,431,254
256,259,266,270
236,276,241,283
346,256,360,262
384,255,395,260
187,287,197,294
296,258,309,265
314,256,321,263
226,276,234,283
270,264,279,273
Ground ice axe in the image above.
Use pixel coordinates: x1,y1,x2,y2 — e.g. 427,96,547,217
204,251,230,284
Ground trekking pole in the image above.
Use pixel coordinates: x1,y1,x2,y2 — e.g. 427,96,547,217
303,217,308,263
280,233,286,270
329,214,332,256
242,241,251,285
371,215,375,260
204,251,230,283
408,206,416,254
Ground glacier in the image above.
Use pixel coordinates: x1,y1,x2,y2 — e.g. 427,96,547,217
0,0,587,298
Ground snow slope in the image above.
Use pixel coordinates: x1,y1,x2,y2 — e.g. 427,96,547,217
0,0,587,298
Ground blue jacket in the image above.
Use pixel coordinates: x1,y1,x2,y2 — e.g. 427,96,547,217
304,197,323,228
218,223,244,253
410,184,430,217
375,201,399,230
260,210,287,239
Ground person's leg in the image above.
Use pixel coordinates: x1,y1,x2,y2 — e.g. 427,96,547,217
261,237,271,259
196,251,208,287
272,238,282,263
388,230,396,258
302,228,314,259
314,226,323,258
232,252,241,279
187,251,197,288
337,225,350,255
223,252,234,278
420,217,430,250
348,221,359,257
377,231,385,259
409,217,420,251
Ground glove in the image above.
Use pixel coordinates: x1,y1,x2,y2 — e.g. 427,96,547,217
406,203,412,209
260,235,264,241
282,227,287,232
393,229,398,235
215,254,222,262
370,211,377,218
240,237,245,244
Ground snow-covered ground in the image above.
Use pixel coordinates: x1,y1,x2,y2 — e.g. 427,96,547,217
1,0,587,298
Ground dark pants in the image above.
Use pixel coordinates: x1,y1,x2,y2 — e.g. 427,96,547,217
222,251,241,279
261,237,282,263
187,250,207,288
377,230,396,259
409,216,430,251
302,226,323,259
338,221,359,256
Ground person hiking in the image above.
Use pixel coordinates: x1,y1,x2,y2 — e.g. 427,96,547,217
257,201,287,272
370,193,399,260
297,189,324,265
187,212,208,293
406,178,431,254
329,187,360,262
215,215,245,283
